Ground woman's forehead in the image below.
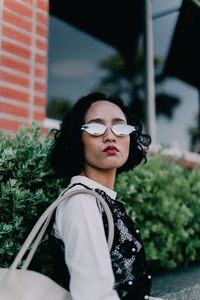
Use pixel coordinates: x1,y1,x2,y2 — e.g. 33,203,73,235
85,101,126,122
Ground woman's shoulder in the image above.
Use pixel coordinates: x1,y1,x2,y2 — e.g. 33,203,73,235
54,182,102,239
57,182,97,212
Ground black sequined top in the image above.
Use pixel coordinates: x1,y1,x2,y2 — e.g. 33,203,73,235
49,182,151,300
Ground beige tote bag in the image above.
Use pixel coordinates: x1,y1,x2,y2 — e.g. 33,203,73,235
0,189,114,300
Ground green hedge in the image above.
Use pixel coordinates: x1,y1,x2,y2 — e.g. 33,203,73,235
0,122,67,274
115,151,200,272
1,122,200,274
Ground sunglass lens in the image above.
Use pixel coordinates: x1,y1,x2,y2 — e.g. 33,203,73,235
83,124,105,136
112,124,135,136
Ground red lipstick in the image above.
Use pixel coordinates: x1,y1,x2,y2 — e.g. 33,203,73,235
103,146,119,154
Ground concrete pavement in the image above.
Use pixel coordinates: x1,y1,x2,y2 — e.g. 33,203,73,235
151,264,200,300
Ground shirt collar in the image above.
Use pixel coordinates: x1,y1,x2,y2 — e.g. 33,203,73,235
70,175,117,200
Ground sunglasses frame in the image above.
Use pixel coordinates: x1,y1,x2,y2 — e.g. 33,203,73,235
81,123,136,136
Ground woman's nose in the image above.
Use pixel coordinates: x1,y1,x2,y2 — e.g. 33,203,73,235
103,127,116,142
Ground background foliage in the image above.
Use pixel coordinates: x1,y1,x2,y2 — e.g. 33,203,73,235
1,123,200,275
115,151,200,272
0,122,67,274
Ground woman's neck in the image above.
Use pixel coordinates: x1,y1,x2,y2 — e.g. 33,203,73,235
80,168,116,190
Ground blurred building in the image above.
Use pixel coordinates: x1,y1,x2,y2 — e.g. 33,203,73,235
0,0,200,163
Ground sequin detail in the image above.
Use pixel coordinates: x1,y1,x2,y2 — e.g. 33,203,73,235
94,188,151,299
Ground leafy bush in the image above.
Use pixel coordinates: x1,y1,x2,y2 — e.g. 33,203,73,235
1,122,200,275
115,152,200,272
0,122,67,274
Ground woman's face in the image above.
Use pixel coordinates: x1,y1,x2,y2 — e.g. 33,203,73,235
81,101,130,173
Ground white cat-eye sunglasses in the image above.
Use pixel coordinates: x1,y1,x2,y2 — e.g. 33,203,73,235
81,123,136,136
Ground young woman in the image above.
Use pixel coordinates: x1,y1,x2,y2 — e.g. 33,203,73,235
49,92,160,300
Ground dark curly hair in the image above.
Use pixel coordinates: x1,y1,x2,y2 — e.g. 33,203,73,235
49,92,151,178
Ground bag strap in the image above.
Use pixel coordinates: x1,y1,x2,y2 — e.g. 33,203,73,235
10,189,114,270
22,213,53,270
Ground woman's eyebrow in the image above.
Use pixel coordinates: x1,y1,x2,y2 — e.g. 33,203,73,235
113,118,126,123
87,117,126,124
87,118,104,124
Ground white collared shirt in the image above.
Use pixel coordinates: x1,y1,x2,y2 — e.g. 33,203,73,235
53,175,120,300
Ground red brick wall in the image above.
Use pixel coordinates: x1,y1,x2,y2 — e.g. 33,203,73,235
0,0,49,132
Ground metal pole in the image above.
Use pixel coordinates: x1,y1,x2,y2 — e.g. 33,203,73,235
144,0,156,147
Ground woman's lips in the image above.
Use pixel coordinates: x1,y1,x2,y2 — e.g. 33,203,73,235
103,146,119,154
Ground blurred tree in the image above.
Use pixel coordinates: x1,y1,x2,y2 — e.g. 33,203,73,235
47,98,72,120
95,46,180,125
155,93,180,119
188,113,200,153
